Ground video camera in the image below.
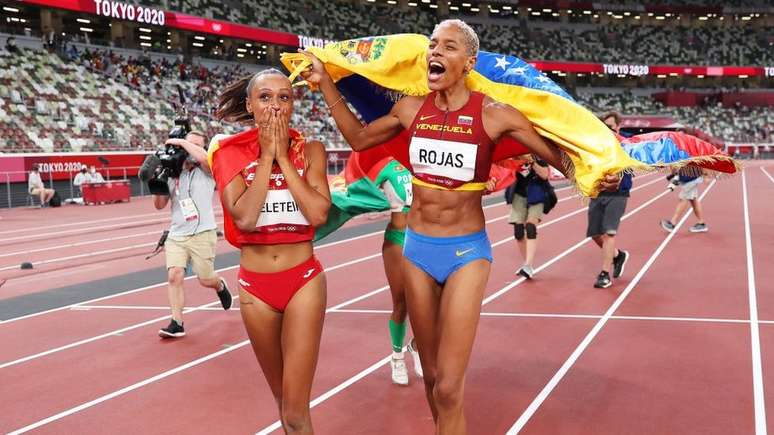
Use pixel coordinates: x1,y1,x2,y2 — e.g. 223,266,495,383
146,117,192,196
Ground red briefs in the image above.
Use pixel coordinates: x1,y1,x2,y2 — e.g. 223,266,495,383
237,256,323,312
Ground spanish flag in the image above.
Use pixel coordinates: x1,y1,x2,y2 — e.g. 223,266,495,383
281,34,738,197
207,128,307,248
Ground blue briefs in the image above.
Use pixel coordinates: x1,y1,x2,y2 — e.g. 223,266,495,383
403,228,493,284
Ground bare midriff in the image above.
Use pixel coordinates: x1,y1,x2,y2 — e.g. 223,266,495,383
240,241,314,273
407,184,485,236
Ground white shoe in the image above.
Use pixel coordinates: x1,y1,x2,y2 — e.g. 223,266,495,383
391,354,409,385
407,338,423,378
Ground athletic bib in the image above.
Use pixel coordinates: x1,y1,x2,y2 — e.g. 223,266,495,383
409,136,478,183
256,189,310,228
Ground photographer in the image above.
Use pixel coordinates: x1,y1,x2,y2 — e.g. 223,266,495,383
147,131,233,339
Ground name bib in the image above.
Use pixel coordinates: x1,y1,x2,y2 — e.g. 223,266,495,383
256,189,310,228
409,137,477,182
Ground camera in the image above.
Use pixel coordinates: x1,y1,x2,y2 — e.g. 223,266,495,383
146,117,191,196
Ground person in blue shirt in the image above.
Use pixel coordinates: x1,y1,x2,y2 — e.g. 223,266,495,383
587,112,631,289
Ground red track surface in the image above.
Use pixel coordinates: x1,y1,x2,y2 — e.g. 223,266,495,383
0,164,772,435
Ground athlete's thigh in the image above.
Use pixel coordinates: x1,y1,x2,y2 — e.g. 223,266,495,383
436,259,490,381
281,273,327,403
403,257,442,374
239,288,284,397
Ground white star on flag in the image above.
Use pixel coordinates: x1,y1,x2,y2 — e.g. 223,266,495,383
536,76,551,83
494,56,510,70
505,66,527,76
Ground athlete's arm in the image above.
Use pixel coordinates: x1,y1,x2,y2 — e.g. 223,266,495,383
299,51,407,151
277,139,331,227
222,158,273,232
221,113,276,231
533,160,550,180
483,101,567,176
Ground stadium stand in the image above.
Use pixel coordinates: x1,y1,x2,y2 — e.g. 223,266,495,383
0,0,770,154
0,40,347,153
142,0,772,65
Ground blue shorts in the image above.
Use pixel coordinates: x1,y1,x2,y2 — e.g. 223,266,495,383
403,228,493,284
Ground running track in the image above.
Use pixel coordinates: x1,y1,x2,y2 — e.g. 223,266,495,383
1,163,772,434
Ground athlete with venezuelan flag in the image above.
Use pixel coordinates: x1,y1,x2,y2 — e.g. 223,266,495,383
299,19,599,434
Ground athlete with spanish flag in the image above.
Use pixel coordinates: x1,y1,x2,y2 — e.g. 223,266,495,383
208,68,331,433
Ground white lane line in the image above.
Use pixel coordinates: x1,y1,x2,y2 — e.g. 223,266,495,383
506,179,717,434
255,355,395,435
6,341,245,435
0,217,170,244
331,309,751,324
74,305,207,311
73,305,236,312
0,252,388,369
0,200,511,325
761,166,774,184
0,227,387,325
0,211,169,236
0,241,159,272
4,280,395,435
0,296,236,370
0,231,161,259
483,184,671,305
743,170,768,435
254,183,669,434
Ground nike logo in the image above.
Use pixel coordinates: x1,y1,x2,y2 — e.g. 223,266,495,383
238,278,250,287
455,248,474,257
419,114,437,121
303,268,315,279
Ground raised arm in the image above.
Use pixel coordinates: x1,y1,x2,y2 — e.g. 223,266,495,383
299,51,406,151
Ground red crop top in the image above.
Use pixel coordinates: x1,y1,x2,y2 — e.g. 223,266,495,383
407,91,495,191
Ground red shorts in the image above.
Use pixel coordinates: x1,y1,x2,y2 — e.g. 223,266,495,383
238,256,323,312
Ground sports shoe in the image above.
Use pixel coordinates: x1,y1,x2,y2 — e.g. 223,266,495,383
594,271,612,289
159,319,185,338
407,338,423,378
390,354,409,385
689,223,708,233
216,278,233,310
612,250,629,279
660,219,675,232
517,265,534,280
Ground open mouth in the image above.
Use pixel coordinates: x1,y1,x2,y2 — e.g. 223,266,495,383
428,61,446,82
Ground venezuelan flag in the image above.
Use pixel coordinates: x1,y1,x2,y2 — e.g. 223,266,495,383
281,34,738,197
621,131,739,174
